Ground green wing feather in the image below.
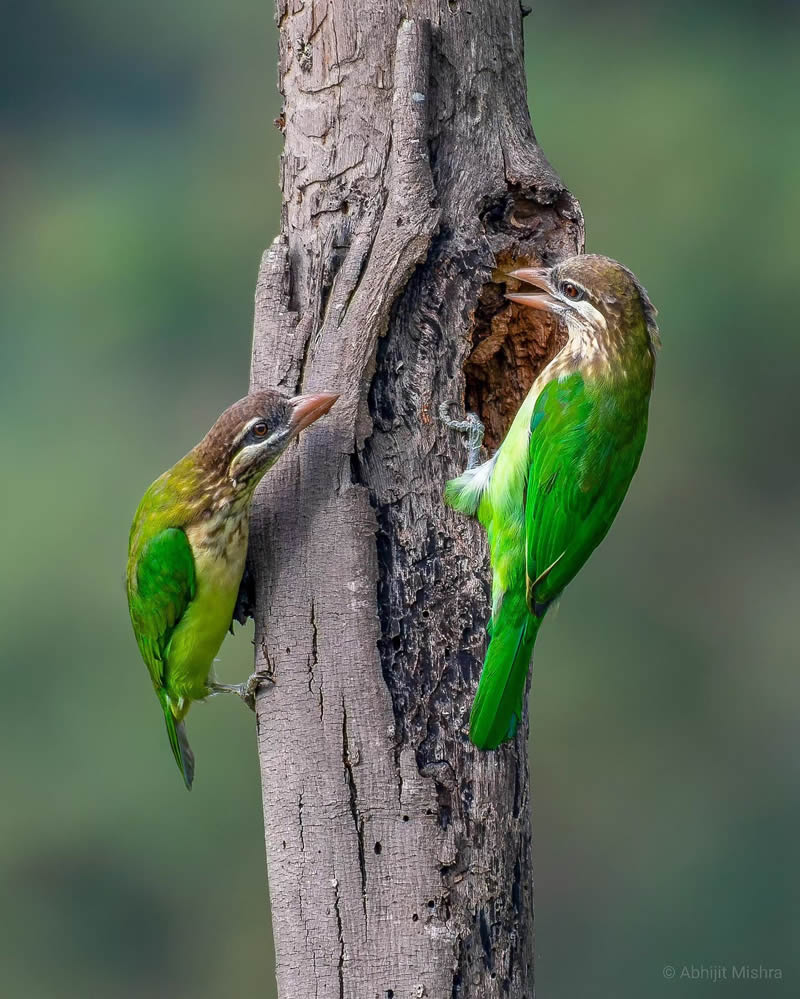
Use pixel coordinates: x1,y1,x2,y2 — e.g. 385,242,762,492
128,528,196,686
128,527,197,788
469,372,648,749
525,373,647,612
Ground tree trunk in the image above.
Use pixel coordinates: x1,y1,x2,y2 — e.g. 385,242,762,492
248,3,583,997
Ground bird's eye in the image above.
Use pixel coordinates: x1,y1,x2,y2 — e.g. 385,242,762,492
563,282,583,301
251,422,269,438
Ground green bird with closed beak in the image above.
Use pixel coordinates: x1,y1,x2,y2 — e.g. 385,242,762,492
127,389,338,788
442,254,659,749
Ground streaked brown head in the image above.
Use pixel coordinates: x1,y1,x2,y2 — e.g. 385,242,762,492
196,389,339,491
507,253,660,356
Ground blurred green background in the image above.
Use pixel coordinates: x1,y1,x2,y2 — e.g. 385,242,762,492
1,2,798,996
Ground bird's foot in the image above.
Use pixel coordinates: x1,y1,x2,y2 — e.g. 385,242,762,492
439,402,485,470
209,671,273,712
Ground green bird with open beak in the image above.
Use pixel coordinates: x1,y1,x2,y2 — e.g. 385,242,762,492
442,254,659,749
127,389,338,788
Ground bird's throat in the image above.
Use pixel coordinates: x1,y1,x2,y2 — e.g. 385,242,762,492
187,505,250,565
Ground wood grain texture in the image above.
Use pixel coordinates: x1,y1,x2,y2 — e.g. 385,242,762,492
248,4,583,996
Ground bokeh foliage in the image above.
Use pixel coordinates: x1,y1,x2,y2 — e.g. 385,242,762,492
1,2,798,996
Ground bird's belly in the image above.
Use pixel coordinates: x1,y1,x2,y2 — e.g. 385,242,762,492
481,429,529,615
165,522,248,703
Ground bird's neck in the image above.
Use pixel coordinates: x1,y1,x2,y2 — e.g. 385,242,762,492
557,314,654,388
171,453,260,552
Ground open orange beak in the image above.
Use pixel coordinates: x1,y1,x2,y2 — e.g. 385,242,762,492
288,392,339,434
505,267,562,314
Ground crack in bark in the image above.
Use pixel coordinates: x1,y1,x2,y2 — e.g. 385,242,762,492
318,203,379,337
337,230,375,328
452,936,464,998
298,791,305,853
329,7,343,153
333,872,345,999
308,598,324,721
306,2,330,44
296,339,312,396
342,697,368,925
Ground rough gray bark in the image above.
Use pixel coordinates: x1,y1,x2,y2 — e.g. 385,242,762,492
248,4,583,997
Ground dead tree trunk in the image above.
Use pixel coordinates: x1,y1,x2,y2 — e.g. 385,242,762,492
248,4,583,997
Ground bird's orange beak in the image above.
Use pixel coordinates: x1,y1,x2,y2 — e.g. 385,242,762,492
505,267,561,313
288,392,340,434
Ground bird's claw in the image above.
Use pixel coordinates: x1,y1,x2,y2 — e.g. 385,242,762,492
439,402,485,470
242,669,275,709
209,671,274,712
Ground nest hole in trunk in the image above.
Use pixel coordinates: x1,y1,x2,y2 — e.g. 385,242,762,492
464,250,566,452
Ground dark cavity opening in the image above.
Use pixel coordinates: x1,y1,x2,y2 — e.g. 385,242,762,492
465,251,566,452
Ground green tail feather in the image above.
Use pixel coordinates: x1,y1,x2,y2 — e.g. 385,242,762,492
469,589,540,750
159,691,195,790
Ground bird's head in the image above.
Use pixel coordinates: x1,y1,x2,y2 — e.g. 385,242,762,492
197,389,339,493
506,253,659,357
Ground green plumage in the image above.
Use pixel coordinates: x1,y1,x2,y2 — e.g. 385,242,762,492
128,526,198,787
126,389,338,787
445,254,658,749
469,589,539,749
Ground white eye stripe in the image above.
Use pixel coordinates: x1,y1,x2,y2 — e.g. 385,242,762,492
232,417,268,450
